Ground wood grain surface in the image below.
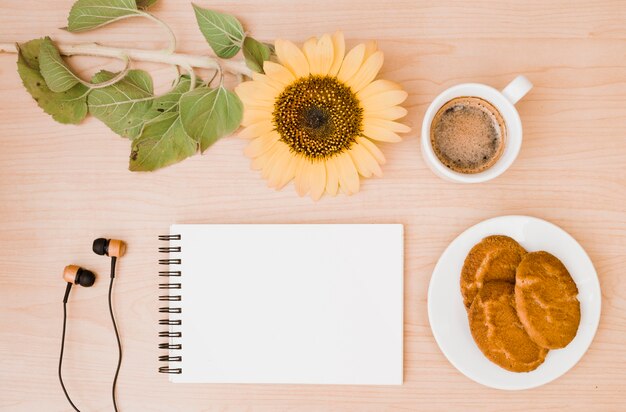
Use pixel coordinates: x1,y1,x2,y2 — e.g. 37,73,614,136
1,1,625,410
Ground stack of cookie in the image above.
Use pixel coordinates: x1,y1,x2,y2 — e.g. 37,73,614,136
460,235,581,372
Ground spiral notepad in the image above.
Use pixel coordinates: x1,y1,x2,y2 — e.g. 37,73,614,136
158,224,404,385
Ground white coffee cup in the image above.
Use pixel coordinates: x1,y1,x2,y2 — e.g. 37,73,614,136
421,75,533,183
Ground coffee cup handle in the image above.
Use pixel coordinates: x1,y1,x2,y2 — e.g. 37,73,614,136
501,75,533,105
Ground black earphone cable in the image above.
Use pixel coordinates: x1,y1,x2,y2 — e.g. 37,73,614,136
109,256,122,412
59,258,123,412
59,283,81,412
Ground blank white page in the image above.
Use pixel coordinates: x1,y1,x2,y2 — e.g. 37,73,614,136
168,224,403,385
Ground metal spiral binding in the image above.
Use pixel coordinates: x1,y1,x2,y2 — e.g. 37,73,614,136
159,283,181,290
159,307,181,314
159,319,181,325
159,355,182,362
158,234,181,241
158,233,182,375
159,331,182,338
159,270,181,277
159,343,182,350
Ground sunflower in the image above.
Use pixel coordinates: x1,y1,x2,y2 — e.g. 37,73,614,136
235,32,410,200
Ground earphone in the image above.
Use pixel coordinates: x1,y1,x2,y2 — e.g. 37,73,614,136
58,238,126,412
63,265,96,287
93,238,127,259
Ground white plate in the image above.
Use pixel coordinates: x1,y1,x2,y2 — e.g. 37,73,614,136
427,215,601,390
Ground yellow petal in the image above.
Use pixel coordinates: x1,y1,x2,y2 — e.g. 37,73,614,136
241,108,272,127
235,80,278,104
356,79,402,101
315,34,334,75
363,40,378,60
363,123,403,142
360,90,408,112
276,152,298,189
238,121,275,139
262,146,282,179
275,39,310,78
308,161,326,200
263,61,296,86
251,143,279,170
328,31,345,76
251,156,266,170
346,51,384,93
364,118,411,134
294,156,311,196
337,44,365,84
248,81,280,101
356,136,386,165
236,99,273,112
267,143,295,189
335,152,360,195
348,147,371,178
251,72,284,92
243,131,279,158
235,94,274,112
349,143,382,178
302,37,319,74
325,157,340,196
303,35,334,76
364,105,408,121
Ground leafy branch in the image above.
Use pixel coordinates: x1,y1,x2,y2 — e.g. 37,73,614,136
0,0,274,171
0,41,253,79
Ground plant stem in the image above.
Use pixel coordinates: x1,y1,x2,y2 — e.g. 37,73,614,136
0,42,253,77
138,11,176,54
88,55,131,89
181,64,197,92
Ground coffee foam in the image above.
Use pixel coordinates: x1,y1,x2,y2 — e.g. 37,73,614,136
430,96,506,174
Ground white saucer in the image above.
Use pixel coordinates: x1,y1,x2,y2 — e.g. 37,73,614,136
427,215,601,390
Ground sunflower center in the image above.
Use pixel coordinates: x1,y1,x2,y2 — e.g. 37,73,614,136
303,107,329,129
273,75,363,159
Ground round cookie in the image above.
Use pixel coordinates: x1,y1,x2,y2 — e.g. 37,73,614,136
469,281,548,372
460,235,527,310
515,251,581,349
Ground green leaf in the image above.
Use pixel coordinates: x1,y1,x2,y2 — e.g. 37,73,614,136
136,0,158,8
242,37,271,73
192,4,244,59
179,85,243,153
88,69,153,139
17,38,89,124
39,37,84,92
129,111,197,171
67,0,140,32
130,75,206,171
143,75,194,121
264,42,275,56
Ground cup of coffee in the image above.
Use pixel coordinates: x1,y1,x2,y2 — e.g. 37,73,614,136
420,75,533,183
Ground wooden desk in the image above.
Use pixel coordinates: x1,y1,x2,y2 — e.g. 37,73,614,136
1,1,625,410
